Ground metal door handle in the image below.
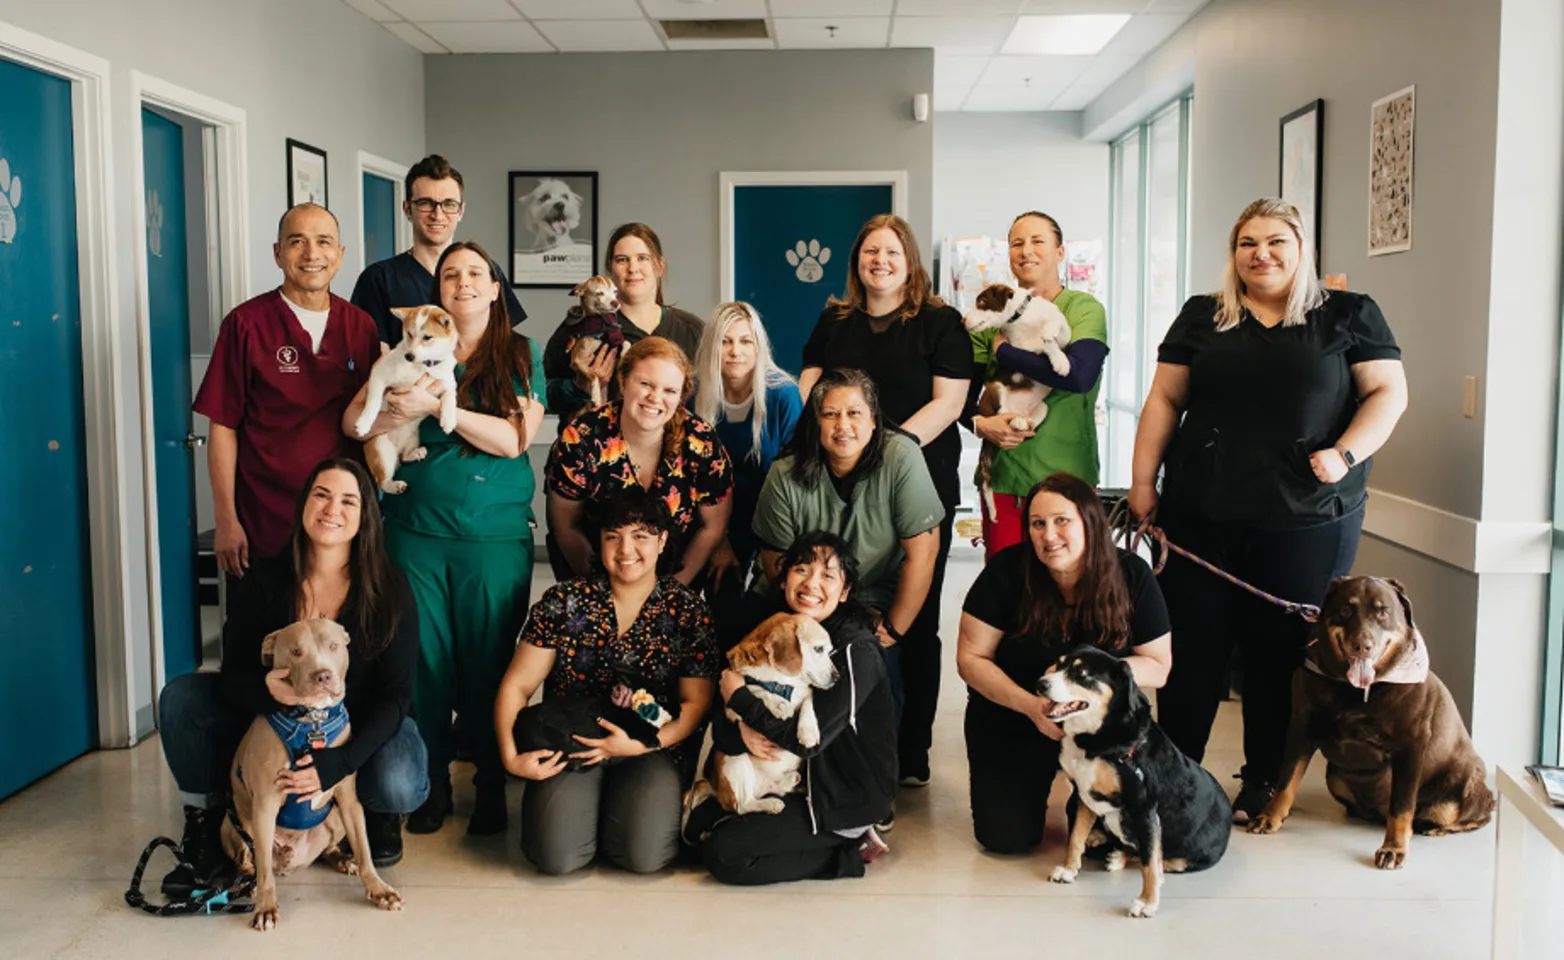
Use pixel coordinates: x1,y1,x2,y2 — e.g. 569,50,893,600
184,433,207,449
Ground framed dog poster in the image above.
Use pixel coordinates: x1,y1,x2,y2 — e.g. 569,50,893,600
509,171,597,288
286,138,328,209
1278,99,1323,267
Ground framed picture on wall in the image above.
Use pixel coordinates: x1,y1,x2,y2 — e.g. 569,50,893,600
1368,85,1415,256
719,171,907,375
286,138,328,209
1278,99,1323,266
509,171,598,288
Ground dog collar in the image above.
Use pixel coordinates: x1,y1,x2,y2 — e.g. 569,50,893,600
1303,633,1430,702
744,677,795,700
1006,292,1034,322
421,358,444,368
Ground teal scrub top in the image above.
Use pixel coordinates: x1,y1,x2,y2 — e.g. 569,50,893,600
382,335,547,541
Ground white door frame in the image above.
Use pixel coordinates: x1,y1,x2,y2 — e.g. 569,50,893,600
717,170,909,301
0,20,134,746
357,151,412,271
127,71,250,703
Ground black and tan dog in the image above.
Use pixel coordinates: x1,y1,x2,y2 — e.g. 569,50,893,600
1249,576,1494,868
1038,646,1231,918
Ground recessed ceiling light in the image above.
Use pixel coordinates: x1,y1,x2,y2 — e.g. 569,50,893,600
1002,15,1131,56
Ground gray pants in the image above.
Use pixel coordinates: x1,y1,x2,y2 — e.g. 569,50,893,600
520,752,682,876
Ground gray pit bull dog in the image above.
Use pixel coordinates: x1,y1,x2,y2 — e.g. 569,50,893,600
222,619,403,930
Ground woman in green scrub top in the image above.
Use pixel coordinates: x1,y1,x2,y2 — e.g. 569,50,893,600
343,240,546,839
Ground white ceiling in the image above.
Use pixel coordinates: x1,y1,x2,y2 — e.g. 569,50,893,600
341,0,1204,112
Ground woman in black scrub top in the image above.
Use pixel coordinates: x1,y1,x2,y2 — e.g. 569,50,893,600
1128,197,1408,823
798,213,972,788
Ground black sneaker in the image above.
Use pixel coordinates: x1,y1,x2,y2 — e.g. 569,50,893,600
680,786,729,846
1231,779,1275,825
899,759,931,788
160,805,230,897
467,784,508,837
365,811,404,867
407,780,452,835
875,806,896,833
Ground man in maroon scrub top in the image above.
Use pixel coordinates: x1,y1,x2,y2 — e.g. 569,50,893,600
193,203,380,576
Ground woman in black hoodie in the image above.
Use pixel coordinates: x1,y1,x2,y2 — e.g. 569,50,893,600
688,531,898,884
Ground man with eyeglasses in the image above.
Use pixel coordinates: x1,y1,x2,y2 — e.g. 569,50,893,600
352,154,528,344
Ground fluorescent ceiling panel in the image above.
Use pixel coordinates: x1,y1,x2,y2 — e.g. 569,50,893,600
1002,14,1131,55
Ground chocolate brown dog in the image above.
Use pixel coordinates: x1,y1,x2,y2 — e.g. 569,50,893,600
1249,577,1493,868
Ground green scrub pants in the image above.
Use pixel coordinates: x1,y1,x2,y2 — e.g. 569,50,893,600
388,525,534,789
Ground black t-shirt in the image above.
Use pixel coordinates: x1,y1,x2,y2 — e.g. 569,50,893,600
351,251,529,345
961,545,1170,712
1155,291,1400,526
542,305,707,419
802,303,973,508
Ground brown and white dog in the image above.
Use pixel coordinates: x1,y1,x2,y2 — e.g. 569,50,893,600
565,275,626,410
223,620,402,931
352,304,460,494
1249,577,1495,868
963,283,1072,517
712,614,838,815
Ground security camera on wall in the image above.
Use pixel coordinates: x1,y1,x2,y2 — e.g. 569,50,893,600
913,93,930,123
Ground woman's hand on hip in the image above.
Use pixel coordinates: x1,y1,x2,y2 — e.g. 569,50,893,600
1310,447,1349,484
974,414,1035,450
508,749,568,781
1025,696,1065,741
571,718,651,764
1127,483,1159,522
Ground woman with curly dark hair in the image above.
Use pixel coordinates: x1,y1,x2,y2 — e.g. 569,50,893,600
955,472,1172,855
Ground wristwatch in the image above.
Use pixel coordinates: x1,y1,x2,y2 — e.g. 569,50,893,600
1335,445,1357,468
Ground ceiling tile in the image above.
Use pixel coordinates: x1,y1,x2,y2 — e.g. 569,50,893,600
897,0,1023,14
770,0,893,15
341,0,400,23
773,17,889,48
934,85,975,111
665,37,777,50
935,53,991,88
1097,13,1186,56
384,21,450,52
512,0,644,18
381,0,519,21
640,0,768,18
417,19,553,51
1021,0,1144,12
1143,0,1208,12
962,84,1069,111
891,16,1014,54
1070,51,1138,86
535,18,665,50
980,54,1093,86
1050,83,1108,109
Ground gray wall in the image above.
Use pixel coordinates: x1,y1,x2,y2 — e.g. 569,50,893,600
0,0,425,739
932,111,1109,256
425,49,935,346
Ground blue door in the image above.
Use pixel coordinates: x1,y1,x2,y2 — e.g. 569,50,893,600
142,108,200,682
363,171,397,266
0,59,96,799
732,184,895,374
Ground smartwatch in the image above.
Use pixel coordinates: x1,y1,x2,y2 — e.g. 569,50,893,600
1335,445,1357,468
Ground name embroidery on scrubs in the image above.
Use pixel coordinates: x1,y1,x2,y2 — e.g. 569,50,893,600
276,345,301,374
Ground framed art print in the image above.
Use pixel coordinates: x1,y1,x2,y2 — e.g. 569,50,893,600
286,138,327,209
508,171,598,288
1368,85,1415,256
1279,99,1324,266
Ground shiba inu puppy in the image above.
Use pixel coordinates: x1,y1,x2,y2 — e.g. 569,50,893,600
353,305,460,494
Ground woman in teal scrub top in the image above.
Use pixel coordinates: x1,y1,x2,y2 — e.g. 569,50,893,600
343,240,546,839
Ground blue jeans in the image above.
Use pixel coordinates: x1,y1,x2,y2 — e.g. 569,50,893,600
159,671,430,814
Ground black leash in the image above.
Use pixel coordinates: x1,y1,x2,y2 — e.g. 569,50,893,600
124,808,257,917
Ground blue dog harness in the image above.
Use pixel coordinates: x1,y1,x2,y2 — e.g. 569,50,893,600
744,677,795,700
238,702,350,831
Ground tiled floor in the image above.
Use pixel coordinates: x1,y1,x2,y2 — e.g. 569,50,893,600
0,549,1496,958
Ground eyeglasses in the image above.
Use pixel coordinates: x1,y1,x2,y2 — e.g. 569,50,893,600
409,198,463,215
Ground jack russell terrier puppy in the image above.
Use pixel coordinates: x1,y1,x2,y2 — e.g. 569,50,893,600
352,305,460,494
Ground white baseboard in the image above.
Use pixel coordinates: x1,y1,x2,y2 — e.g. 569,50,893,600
1363,488,1551,574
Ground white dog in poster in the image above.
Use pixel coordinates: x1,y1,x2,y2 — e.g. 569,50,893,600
519,177,583,253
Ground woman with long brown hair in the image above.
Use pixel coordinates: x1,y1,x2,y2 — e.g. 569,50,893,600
955,473,1172,855
797,213,971,789
157,458,425,895
343,240,547,838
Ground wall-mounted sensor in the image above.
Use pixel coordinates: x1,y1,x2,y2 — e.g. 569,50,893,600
913,93,930,123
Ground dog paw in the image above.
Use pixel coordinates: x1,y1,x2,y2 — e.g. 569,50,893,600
1048,864,1078,884
784,239,831,284
402,446,428,462
1049,356,1071,377
352,415,375,438
439,412,458,434
758,797,786,815
366,884,404,912
1007,417,1031,432
322,848,358,875
1248,812,1284,835
1104,850,1127,872
251,899,280,931
381,479,408,495
1374,845,1406,870
1128,898,1158,919
797,717,820,749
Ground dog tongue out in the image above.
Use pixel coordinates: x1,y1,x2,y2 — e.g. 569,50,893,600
1347,659,1377,690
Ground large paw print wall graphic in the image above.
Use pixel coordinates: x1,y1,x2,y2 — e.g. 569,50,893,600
0,158,22,244
785,239,830,283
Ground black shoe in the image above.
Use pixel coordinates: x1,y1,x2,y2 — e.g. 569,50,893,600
407,780,452,835
680,788,729,846
160,805,230,897
1231,779,1275,825
467,785,508,837
365,811,404,867
875,806,896,833
898,759,930,788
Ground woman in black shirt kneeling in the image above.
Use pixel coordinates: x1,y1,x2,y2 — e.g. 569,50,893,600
957,473,1172,855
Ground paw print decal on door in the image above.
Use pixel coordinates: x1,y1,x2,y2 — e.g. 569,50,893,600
785,239,831,283
0,158,22,244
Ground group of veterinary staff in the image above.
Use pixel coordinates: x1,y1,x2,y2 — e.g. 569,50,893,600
153,150,1407,895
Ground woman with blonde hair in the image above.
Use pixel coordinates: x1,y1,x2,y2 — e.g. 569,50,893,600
1128,198,1407,822
546,336,733,584
692,302,802,634
797,213,972,789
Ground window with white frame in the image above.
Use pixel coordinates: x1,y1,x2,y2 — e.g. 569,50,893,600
1100,95,1193,491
